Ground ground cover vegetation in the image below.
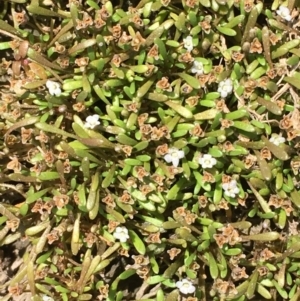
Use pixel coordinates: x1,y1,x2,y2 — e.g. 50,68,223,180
1,0,300,300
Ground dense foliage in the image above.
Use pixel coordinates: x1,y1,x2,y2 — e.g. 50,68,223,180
1,0,300,300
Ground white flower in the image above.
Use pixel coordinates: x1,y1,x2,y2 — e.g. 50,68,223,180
164,147,185,167
269,135,286,146
183,36,193,52
218,78,233,98
46,80,61,96
41,295,54,301
84,114,100,129
199,154,217,169
222,180,240,198
276,6,292,21
113,226,130,243
176,279,196,294
191,61,204,75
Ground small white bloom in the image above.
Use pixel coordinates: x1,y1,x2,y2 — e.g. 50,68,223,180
222,180,240,198
199,154,217,169
46,80,61,96
113,226,130,243
218,78,233,98
164,147,185,167
276,6,292,21
183,36,193,52
191,61,204,75
84,114,100,129
41,295,54,301
269,135,286,146
176,278,196,294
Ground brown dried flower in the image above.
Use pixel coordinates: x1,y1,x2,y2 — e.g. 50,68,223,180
231,51,244,62
259,248,275,261
167,248,181,260
120,190,134,204
102,194,116,208
35,130,49,143
75,57,89,68
189,123,204,137
111,24,122,40
185,96,199,107
156,77,172,92
244,154,256,169
156,144,169,156
131,31,145,51
53,194,69,209
220,119,233,129
6,219,20,232
43,150,55,166
7,156,22,172
145,232,161,244
118,31,132,45
111,54,122,67
132,255,150,266
135,166,149,181
47,230,59,244
178,52,194,63
260,147,272,160
279,114,293,130
231,266,249,281
136,266,150,279
249,38,262,53
199,19,211,34
269,32,280,45
84,232,97,248
54,42,66,54
161,0,171,6
198,195,208,208
137,113,148,126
